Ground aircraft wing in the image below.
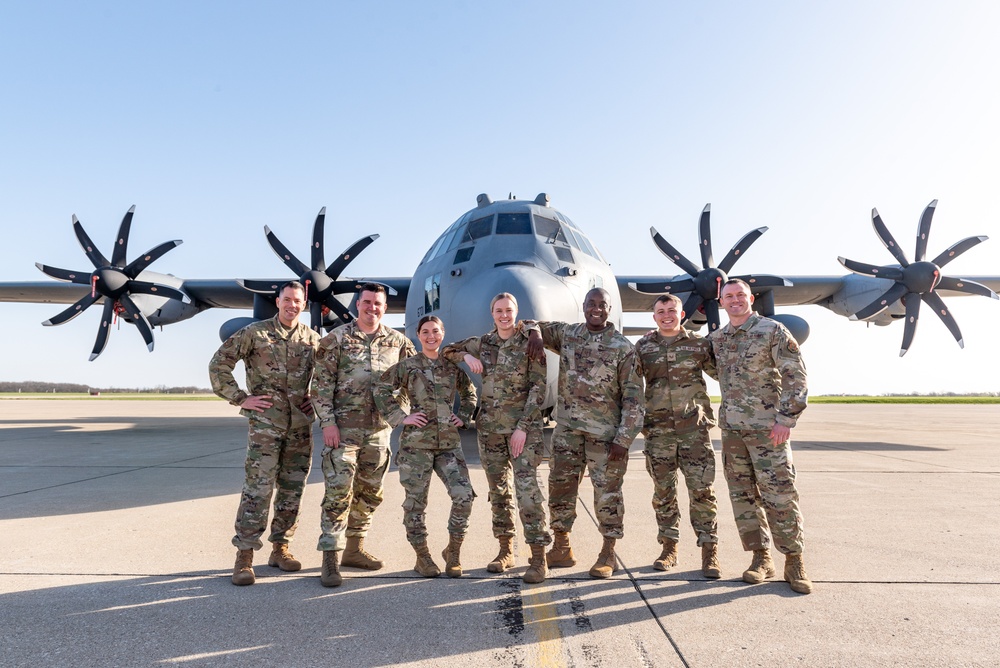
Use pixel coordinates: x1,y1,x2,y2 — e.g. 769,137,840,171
0,277,411,313
616,274,1000,312
616,275,850,311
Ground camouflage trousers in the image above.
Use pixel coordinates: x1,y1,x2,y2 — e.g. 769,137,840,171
396,445,475,545
644,428,719,546
549,425,629,539
232,420,313,551
479,431,551,546
316,427,391,552
721,429,804,555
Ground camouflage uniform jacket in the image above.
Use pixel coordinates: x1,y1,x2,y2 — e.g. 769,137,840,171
314,321,416,431
708,313,808,430
441,326,546,435
635,328,717,435
375,354,478,450
529,321,644,449
208,316,321,430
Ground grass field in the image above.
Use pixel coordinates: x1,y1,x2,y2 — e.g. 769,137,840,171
0,393,221,401
1,393,997,404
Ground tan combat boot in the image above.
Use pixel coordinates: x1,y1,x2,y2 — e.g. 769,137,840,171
413,542,441,578
487,536,515,573
341,535,384,570
701,542,722,579
784,553,813,594
442,534,464,578
232,548,255,586
653,538,678,571
267,542,302,572
589,537,618,578
320,550,343,587
742,548,776,584
523,544,547,584
546,530,577,568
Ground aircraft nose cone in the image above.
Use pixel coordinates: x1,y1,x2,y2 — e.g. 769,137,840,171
94,268,129,297
903,261,941,293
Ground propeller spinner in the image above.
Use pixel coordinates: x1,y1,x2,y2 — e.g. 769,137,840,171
628,204,790,332
35,206,186,360
240,207,391,332
838,200,997,356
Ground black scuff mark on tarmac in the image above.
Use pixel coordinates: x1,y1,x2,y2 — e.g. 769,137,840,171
566,580,600,665
492,578,526,668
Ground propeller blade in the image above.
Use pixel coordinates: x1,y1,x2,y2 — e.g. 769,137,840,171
72,215,110,268
124,240,183,278
324,297,354,324
311,207,327,271
89,300,116,361
717,227,768,274
127,281,189,303
309,300,325,333
703,299,721,332
326,234,379,279
837,257,904,281
935,276,999,299
914,200,937,262
871,208,910,267
238,279,285,294
850,282,908,321
899,293,922,357
263,226,309,276
35,263,92,285
698,204,714,269
737,274,793,289
921,291,964,349
650,227,701,277
930,235,989,269
42,292,100,326
111,206,136,268
680,293,705,326
627,278,696,295
119,293,154,351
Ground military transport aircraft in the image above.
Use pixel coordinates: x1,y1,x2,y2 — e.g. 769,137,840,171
0,193,998,374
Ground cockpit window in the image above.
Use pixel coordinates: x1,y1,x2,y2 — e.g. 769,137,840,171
496,213,532,235
534,215,568,243
461,215,493,244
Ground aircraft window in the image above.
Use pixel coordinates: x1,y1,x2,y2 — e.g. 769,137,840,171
424,273,440,313
534,215,568,244
437,227,464,257
496,213,532,235
460,215,493,244
565,226,600,260
554,246,574,263
454,247,474,264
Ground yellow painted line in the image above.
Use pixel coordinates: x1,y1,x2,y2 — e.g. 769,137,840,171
521,583,565,667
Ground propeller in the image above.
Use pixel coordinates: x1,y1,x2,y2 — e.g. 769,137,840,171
35,206,186,360
838,200,997,356
628,204,790,332
239,207,392,332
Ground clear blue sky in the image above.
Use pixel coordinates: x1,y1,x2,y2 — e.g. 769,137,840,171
2,1,998,394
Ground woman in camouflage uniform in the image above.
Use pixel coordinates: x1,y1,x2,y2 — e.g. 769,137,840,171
375,315,477,577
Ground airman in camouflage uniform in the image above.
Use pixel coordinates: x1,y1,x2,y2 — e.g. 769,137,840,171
441,293,550,584
312,283,415,587
635,294,722,578
709,278,812,594
375,315,477,578
525,287,644,579
209,281,320,586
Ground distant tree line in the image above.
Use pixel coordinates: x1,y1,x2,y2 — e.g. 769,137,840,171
0,381,211,394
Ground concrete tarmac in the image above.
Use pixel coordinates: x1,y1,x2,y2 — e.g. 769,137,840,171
1,399,998,667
